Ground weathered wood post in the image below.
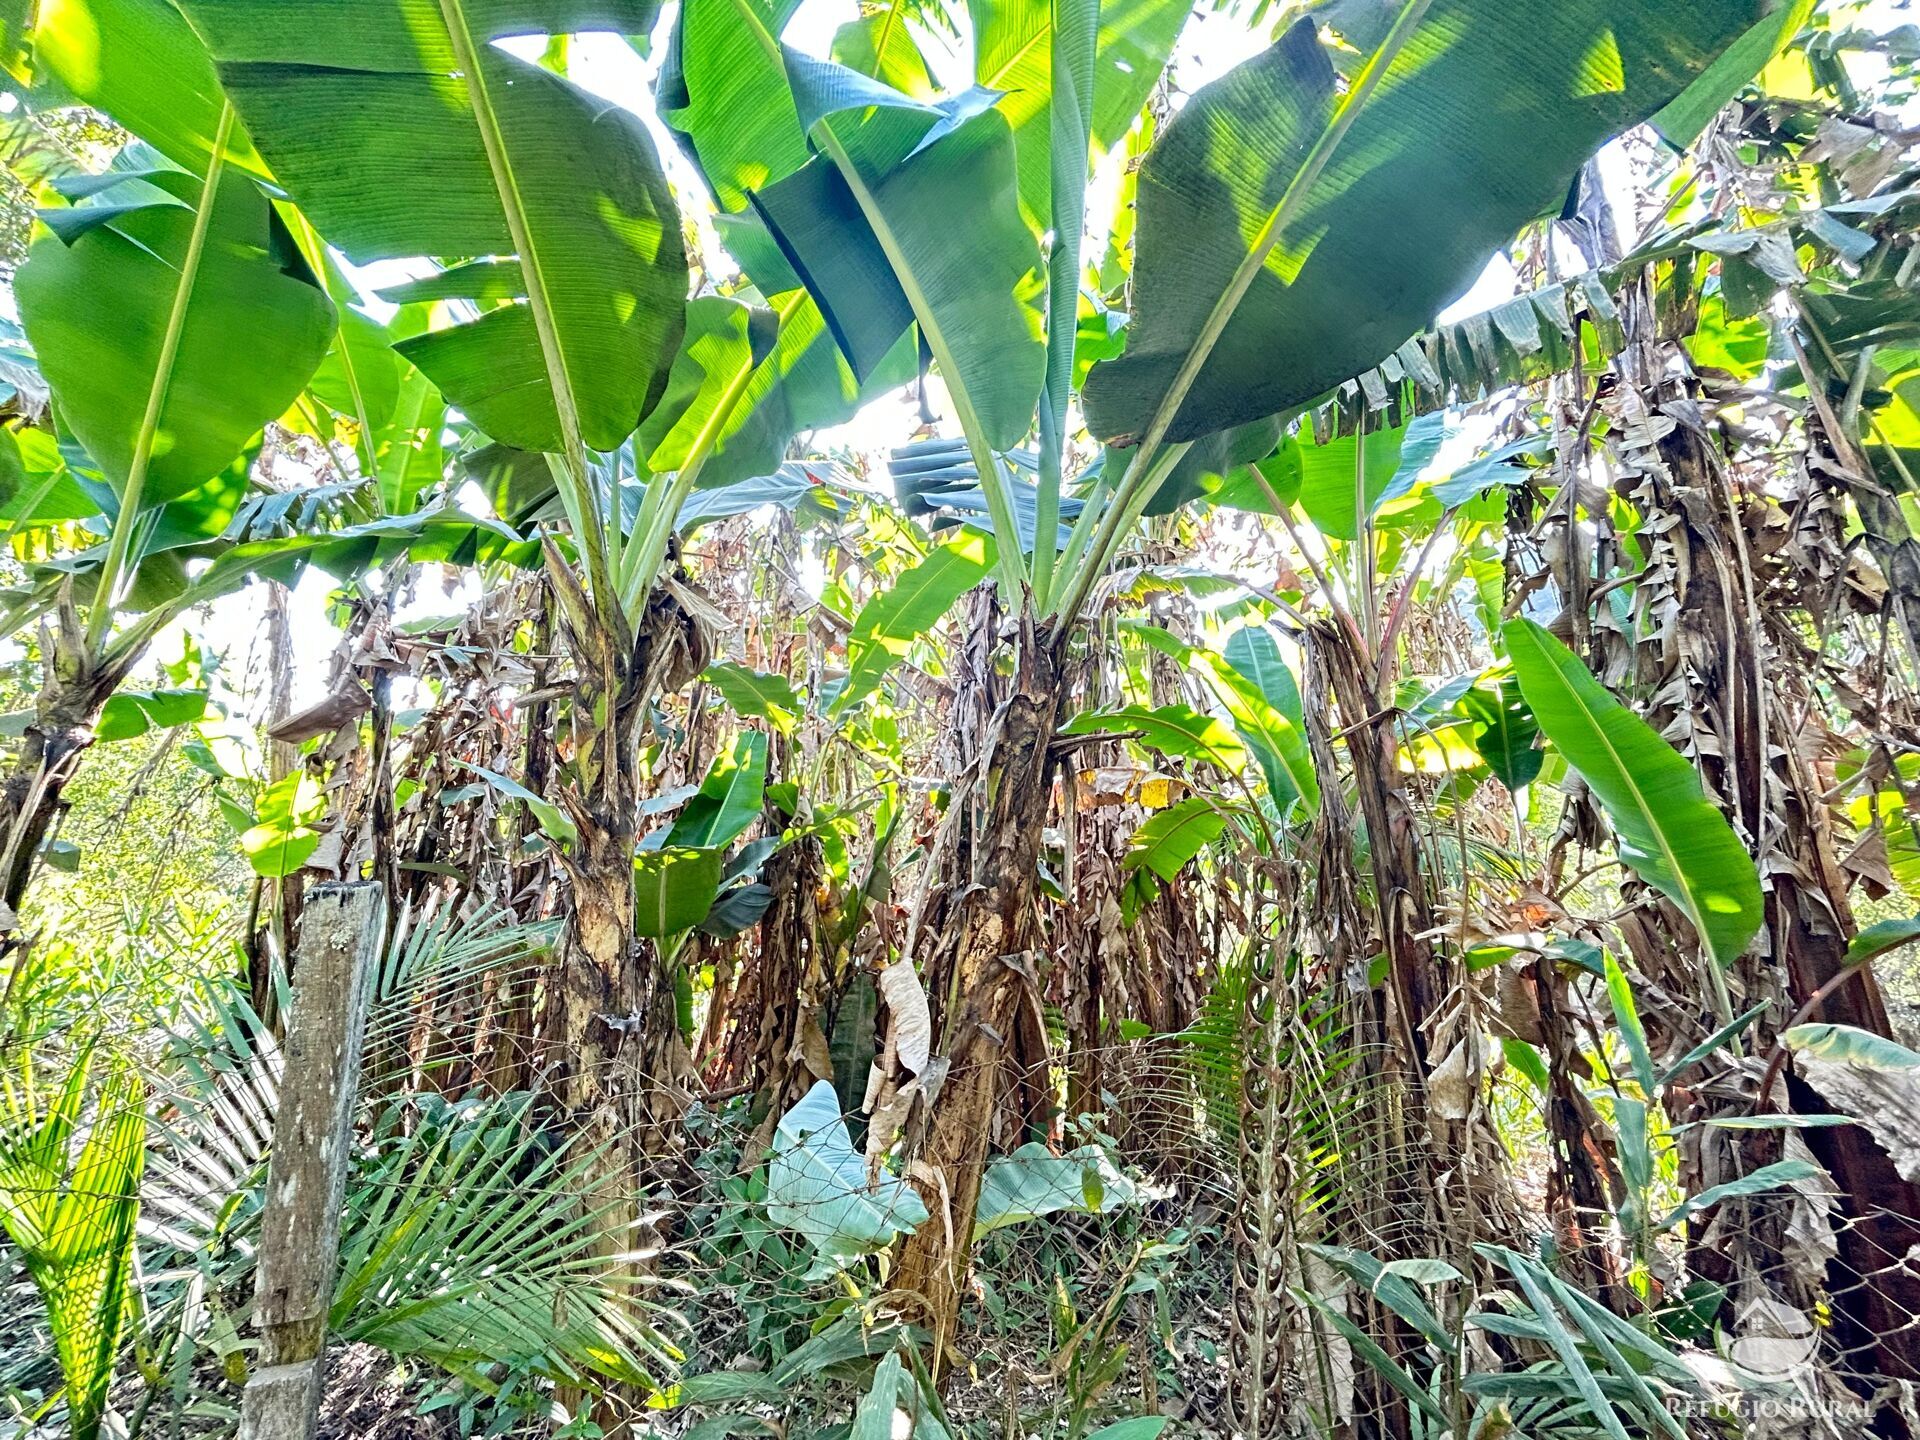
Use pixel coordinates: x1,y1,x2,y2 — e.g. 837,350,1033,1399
239,881,387,1440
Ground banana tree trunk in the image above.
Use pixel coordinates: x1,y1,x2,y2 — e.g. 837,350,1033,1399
543,575,708,1434
1654,410,1920,1387
745,770,831,1126
896,612,1066,1367
0,591,138,937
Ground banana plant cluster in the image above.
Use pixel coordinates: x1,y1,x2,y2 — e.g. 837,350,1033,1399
0,0,1829,1415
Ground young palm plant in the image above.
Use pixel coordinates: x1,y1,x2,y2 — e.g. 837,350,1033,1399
0,1042,144,1440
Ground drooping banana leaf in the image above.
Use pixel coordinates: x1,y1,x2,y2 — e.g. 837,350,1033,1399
1081,1,1771,448
373,355,448,516
1502,618,1761,973
32,0,266,177
747,50,1046,452
1649,0,1816,148
305,302,401,446
635,290,906,495
659,0,812,214
16,165,335,506
636,295,780,472
659,0,920,486
176,0,686,456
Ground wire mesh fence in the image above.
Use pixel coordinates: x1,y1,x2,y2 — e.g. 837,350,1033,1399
8,896,1920,1440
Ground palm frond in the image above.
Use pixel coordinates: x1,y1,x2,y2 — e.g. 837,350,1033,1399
0,1043,146,1440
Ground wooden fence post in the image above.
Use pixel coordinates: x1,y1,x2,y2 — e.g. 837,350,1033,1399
238,880,387,1440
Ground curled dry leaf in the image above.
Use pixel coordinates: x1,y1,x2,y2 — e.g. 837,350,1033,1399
877,958,933,1076
266,683,372,746
1427,1038,1474,1122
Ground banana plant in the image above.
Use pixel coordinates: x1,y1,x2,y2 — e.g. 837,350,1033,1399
0,0,346,924
666,0,1789,1357
0,0,517,927
145,14,935,1344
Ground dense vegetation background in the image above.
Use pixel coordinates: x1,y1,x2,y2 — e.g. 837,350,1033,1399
5,0,1920,1437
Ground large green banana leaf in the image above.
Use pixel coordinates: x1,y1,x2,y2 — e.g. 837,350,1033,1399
749,52,1045,451
834,530,995,713
33,0,266,177
637,296,777,471
1219,625,1317,810
659,0,923,488
16,165,335,505
1459,669,1542,792
176,0,685,456
1502,618,1761,973
374,358,448,517
971,0,1188,234
636,290,906,494
831,10,937,99
472,287,907,526
1081,1,1769,448
1650,0,1816,147
660,0,811,213
667,732,769,850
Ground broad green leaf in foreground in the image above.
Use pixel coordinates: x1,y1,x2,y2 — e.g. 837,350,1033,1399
1502,618,1760,973
16,167,334,505
33,0,267,177
1082,2,1769,447
177,0,686,455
